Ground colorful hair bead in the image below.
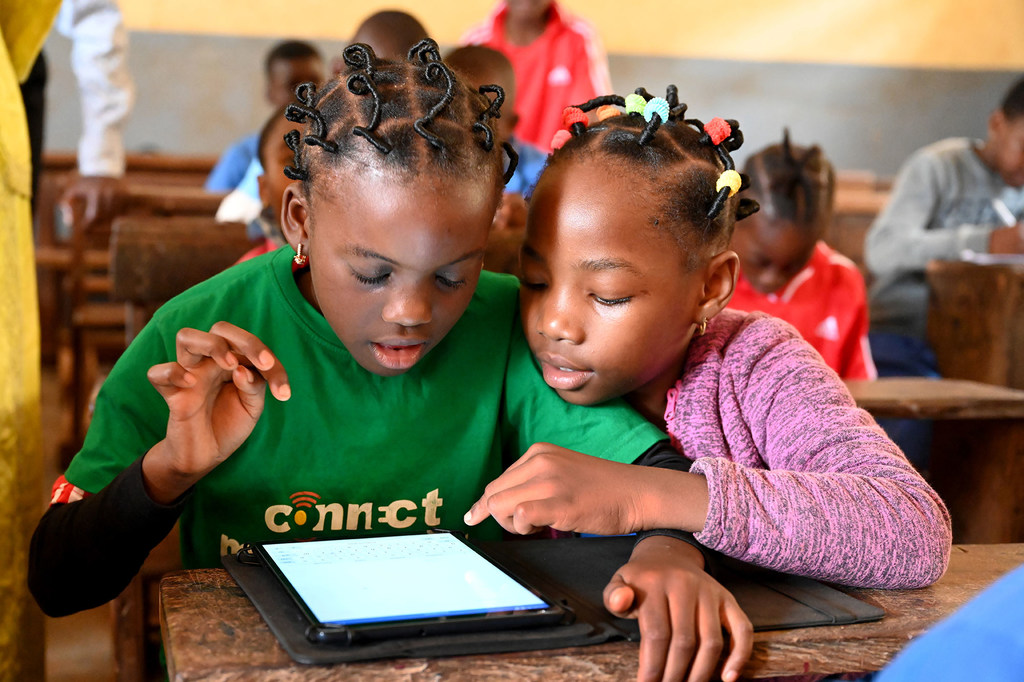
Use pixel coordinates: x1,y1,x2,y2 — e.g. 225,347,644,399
704,117,732,146
551,129,572,150
624,93,646,115
562,106,588,128
596,105,620,121
716,169,742,197
643,97,670,124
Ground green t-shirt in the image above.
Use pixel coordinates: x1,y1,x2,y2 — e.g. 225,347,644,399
66,247,665,567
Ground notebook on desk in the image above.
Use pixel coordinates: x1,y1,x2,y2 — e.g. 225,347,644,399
224,533,884,664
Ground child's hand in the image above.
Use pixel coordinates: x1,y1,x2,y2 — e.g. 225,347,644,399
464,444,708,535
142,322,291,504
464,443,646,535
605,537,753,682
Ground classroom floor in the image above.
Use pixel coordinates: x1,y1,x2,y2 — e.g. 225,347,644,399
40,365,117,682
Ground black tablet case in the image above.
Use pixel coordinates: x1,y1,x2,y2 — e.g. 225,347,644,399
223,534,884,664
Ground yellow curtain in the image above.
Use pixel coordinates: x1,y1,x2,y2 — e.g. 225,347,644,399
0,0,61,678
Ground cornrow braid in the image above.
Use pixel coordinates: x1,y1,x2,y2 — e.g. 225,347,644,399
546,84,759,263
743,128,834,233
280,39,517,192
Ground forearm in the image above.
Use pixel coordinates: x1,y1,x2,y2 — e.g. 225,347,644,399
29,457,187,616
630,440,710,533
693,456,951,588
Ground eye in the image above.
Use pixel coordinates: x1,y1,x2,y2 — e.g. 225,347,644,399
435,274,467,290
594,295,631,306
521,280,547,291
353,270,390,286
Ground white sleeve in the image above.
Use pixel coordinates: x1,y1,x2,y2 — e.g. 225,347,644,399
54,0,134,177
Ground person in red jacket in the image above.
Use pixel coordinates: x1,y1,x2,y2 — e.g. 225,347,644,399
728,133,877,379
462,1,612,153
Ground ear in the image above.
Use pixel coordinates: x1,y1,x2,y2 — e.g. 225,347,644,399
989,109,1007,138
695,249,739,326
280,182,311,250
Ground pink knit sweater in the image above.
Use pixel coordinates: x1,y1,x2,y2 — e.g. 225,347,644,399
668,310,951,588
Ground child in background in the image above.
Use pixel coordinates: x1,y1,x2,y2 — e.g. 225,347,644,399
468,87,951,682
31,43,697,682
342,10,429,65
462,0,612,153
206,40,325,194
236,108,293,261
866,74,1024,374
728,133,876,380
446,45,548,274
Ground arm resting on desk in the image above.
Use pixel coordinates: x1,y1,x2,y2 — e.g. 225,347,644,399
28,457,187,617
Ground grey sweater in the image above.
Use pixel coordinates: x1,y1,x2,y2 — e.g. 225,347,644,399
865,138,1024,339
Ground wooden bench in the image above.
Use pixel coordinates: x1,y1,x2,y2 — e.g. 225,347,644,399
34,152,220,362
51,185,228,459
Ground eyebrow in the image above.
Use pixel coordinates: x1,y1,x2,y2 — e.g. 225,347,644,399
522,244,642,275
348,245,485,267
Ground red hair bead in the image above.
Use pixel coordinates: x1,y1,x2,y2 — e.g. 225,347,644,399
704,117,732,146
562,106,588,129
551,129,573,150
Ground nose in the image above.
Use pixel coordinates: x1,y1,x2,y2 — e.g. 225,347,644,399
533,290,583,344
381,285,432,327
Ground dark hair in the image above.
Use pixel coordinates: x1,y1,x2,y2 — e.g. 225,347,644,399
742,130,834,234
1000,75,1024,120
265,40,323,75
282,40,517,193
547,86,758,265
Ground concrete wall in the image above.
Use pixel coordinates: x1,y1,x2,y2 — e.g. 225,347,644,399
40,30,1018,177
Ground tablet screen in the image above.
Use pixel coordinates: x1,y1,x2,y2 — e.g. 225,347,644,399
259,533,553,628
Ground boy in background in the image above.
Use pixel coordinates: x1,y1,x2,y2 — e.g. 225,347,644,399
866,75,1024,379
446,45,547,253
206,40,324,194
236,108,293,262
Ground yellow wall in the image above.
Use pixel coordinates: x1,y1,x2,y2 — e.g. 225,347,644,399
120,0,1023,70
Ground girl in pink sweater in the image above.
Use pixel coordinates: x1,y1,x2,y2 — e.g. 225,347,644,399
466,87,951,682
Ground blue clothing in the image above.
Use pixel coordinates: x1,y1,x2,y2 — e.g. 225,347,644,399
875,562,1024,680
205,132,259,192
868,332,939,471
234,157,263,203
505,135,547,197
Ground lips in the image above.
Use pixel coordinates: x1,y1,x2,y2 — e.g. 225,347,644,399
535,352,594,391
372,341,427,371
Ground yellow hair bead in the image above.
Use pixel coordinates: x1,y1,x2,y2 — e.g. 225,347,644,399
596,105,620,121
716,170,742,197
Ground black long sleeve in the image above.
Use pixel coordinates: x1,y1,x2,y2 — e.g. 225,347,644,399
29,457,189,616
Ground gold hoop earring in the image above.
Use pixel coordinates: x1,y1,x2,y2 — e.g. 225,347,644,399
293,243,308,267
697,318,707,336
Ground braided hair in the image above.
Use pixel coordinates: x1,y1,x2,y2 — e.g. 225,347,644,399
281,39,518,193
743,130,835,235
546,85,758,266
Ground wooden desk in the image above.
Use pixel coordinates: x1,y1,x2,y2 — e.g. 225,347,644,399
927,259,1024,390
160,543,1023,681
846,378,1024,543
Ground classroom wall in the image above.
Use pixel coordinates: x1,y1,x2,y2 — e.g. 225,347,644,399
40,2,1023,177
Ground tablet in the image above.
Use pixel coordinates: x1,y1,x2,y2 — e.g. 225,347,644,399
253,531,571,645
